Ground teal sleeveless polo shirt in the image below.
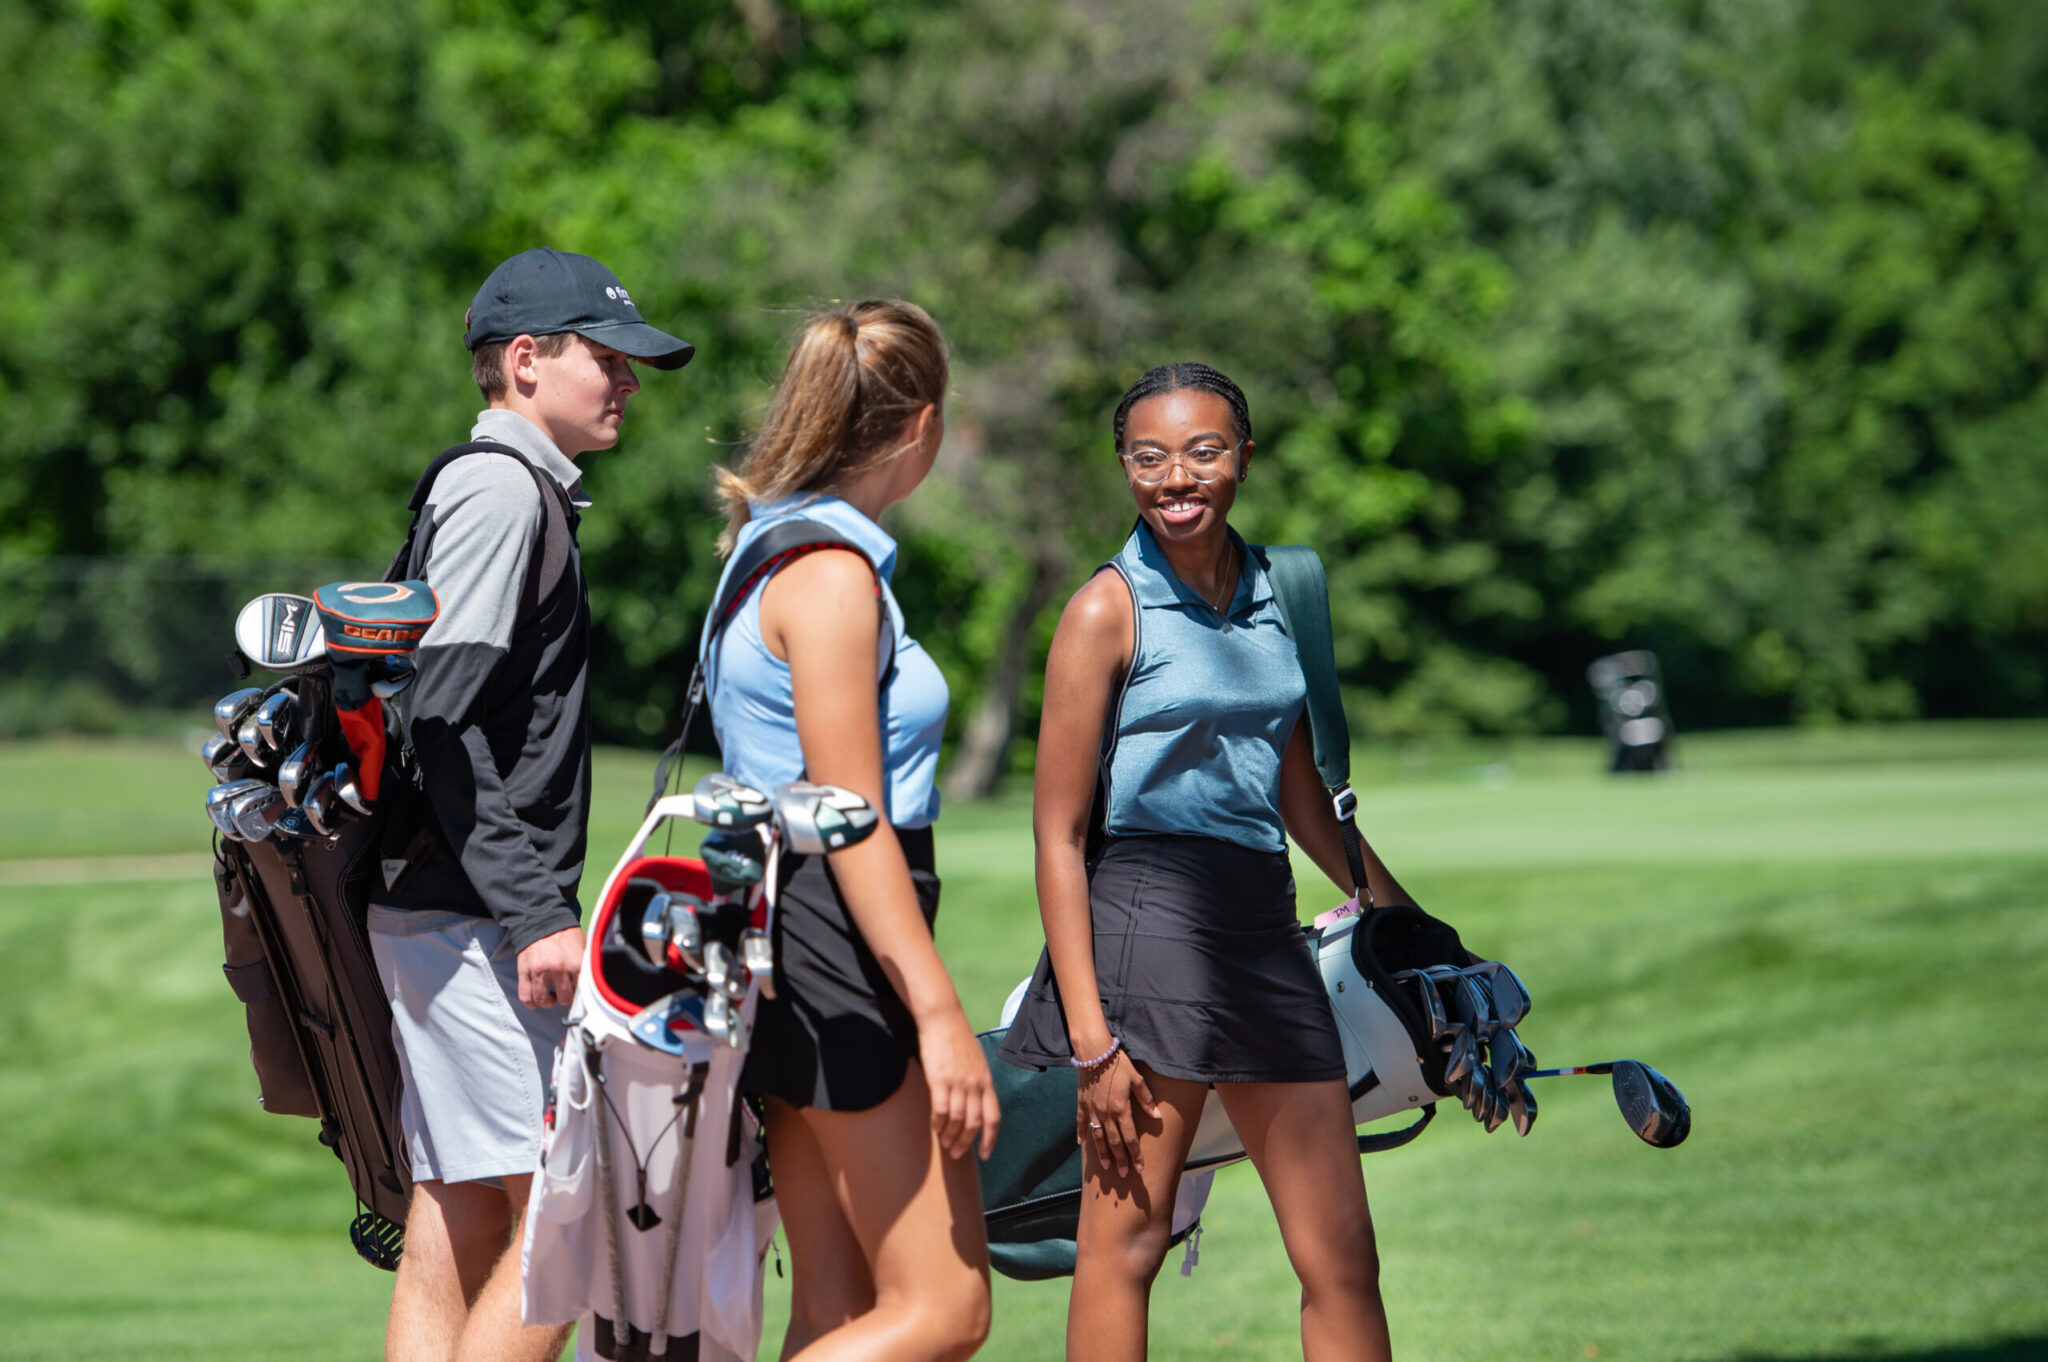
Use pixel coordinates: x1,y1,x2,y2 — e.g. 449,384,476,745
1101,521,1308,854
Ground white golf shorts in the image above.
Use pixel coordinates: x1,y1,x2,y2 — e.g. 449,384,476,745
368,907,568,1186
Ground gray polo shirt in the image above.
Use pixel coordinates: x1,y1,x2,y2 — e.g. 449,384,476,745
375,410,593,953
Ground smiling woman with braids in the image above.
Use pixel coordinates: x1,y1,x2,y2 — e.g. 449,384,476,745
1001,363,1418,1361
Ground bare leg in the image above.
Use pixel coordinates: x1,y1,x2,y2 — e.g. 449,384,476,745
387,1178,512,1362
781,1061,992,1362
765,1096,877,1357
1217,1080,1391,1362
1066,1066,1208,1362
451,1173,573,1362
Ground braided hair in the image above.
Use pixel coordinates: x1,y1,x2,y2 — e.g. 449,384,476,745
1111,362,1252,453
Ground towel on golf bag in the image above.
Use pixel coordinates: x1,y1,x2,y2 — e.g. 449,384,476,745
520,1025,774,1361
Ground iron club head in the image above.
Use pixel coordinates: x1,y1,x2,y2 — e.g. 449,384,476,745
301,771,342,837
638,890,675,968
1449,970,1496,1039
236,716,268,767
278,743,316,807
206,779,269,839
1441,1024,1477,1086
228,785,289,842
253,690,297,754
1470,960,1532,1030
214,688,266,741
332,762,373,817
1488,1028,1531,1089
1508,1077,1538,1137
203,731,254,782
1393,969,1453,1040
740,928,775,1001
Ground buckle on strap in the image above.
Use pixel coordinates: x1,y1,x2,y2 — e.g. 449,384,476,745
1331,785,1357,824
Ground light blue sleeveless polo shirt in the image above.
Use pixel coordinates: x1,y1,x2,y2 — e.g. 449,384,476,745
701,494,947,829
1101,521,1308,854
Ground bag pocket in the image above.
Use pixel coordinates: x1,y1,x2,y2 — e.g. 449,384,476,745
217,851,320,1117
533,1031,596,1222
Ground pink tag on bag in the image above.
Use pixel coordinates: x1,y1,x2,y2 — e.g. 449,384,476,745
1313,897,1362,930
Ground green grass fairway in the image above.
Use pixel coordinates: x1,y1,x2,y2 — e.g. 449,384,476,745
2,726,2045,1360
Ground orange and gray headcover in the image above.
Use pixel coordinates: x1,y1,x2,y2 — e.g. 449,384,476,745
314,581,440,801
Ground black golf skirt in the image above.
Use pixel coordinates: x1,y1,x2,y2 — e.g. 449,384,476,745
1000,834,1344,1084
740,825,940,1113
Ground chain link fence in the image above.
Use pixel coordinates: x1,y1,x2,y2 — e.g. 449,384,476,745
0,557,383,738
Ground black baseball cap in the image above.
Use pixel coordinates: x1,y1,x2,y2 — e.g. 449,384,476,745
464,248,694,370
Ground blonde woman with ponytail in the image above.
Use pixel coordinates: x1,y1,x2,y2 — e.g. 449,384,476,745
701,300,996,1361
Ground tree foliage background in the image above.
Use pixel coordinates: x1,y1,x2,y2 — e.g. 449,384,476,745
3,0,2044,783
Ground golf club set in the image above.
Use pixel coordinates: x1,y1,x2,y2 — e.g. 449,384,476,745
202,582,440,844
1313,902,1691,1151
1389,959,1690,1148
1388,958,1545,1137
602,772,880,1055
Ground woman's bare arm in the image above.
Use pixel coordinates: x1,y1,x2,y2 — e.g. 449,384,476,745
761,549,997,1159
1035,570,1161,1174
1276,719,1417,910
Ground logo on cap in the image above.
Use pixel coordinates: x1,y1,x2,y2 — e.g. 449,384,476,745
606,285,635,308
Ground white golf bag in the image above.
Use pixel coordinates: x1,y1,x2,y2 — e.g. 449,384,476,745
520,794,778,1362
982,898,1534,1281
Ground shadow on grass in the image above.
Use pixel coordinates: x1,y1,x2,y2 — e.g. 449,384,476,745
1727,1339,2048,1362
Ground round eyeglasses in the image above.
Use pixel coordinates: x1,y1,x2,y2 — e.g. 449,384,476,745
1120,441,1242,486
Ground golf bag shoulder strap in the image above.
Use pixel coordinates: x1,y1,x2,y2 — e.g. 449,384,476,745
647,519,896,812
1356,1101,1435,1155
384,441,575,605
1250,544,1369,894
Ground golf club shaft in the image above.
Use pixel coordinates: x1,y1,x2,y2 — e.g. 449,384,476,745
1522,1063,1620,1079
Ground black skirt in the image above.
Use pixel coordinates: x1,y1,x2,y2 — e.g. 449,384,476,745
740,825,940,1112
1000,834,1344,1084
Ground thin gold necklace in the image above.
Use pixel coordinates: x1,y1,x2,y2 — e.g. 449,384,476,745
1206,540,1239,613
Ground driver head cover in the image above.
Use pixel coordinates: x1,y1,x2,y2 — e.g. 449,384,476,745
234,594,327,672
314,580,441,658
693,773,773,829
771,781,879,854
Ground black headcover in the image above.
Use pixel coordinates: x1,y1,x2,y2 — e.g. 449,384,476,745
1349,903,1469,1096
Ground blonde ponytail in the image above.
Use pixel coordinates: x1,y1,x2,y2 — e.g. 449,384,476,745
716,299,950,554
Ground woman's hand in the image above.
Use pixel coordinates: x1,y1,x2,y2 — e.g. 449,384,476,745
1076,1050,1160,1178
919,1008,1002,1161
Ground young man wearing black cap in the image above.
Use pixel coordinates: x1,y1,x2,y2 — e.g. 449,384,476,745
370,248,692,1362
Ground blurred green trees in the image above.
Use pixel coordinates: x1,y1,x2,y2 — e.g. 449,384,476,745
2,0,2043,775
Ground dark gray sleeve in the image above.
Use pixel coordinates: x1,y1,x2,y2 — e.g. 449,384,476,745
404,458,581,953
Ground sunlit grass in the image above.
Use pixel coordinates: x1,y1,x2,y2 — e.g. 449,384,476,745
1,725,2044,1359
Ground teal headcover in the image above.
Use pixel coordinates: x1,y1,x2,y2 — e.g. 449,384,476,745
314,580,440,657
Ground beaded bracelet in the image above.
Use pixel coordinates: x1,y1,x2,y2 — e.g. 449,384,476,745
1070,1036,1122,1070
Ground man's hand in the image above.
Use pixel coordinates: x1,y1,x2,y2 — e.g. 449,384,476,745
517,926,584,1009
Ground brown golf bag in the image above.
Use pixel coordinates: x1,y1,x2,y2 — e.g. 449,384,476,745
214,770,412,1268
